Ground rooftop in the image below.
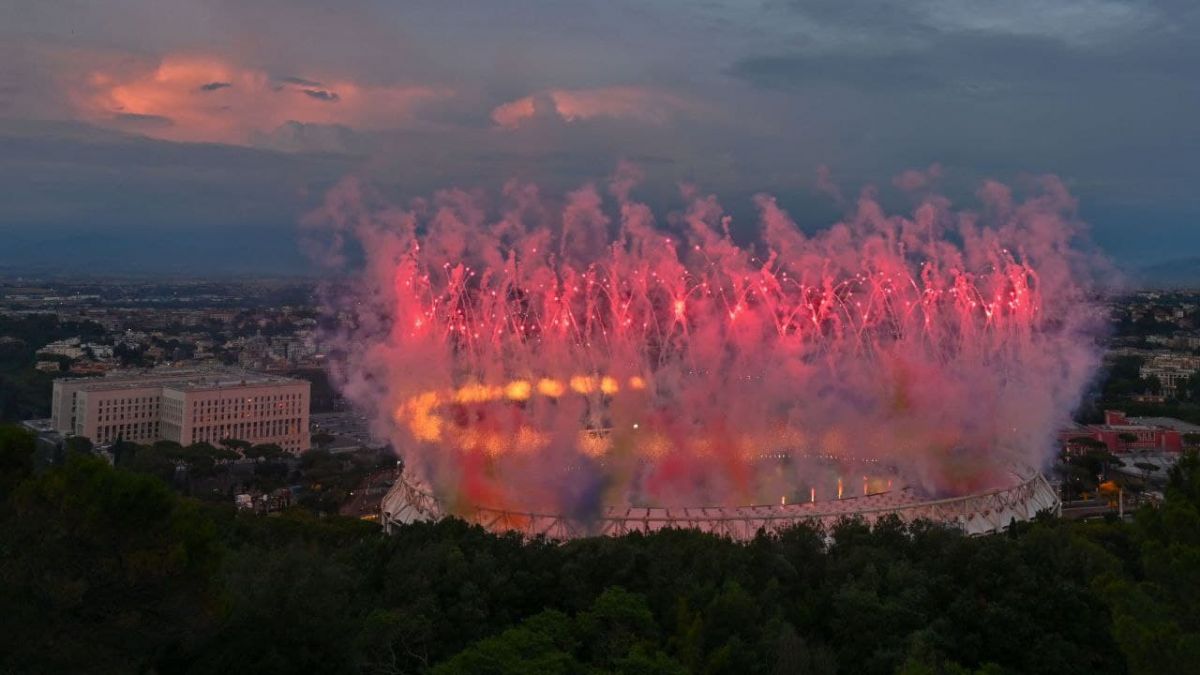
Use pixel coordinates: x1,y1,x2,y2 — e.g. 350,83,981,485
1128,416,1200,434
58,366,305,393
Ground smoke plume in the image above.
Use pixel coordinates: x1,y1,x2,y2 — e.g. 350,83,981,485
306,169,1103,519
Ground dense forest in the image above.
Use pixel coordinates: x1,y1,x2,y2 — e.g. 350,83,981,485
2,425,1198,674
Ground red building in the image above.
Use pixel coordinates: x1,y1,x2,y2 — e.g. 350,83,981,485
1061,410,1183,454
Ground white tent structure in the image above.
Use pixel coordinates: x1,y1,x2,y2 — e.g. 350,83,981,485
381,469,1061,540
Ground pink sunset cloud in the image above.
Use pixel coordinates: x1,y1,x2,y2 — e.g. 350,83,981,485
491,86,698,129
70,53,449,145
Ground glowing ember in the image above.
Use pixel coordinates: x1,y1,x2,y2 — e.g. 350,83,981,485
311,170,1100,520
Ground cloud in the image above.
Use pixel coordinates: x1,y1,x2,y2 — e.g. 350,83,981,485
1,0,1198,268
770,0,1159,51
893,163,942,192
68,53,449,145
491,86,701,129
113,112,174,127
250,120,360,154
277,75,324,88
301,88,340,102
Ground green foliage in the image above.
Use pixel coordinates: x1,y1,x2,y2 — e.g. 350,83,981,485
1185,375,1200,402
297,448,387,514
246,442,287,460
0,425,36,500
219,437,252,451
0,452,219,672
63,435,94,457
1098,450,1200,674
187,544,360,674
4,433,1200,674
433,589,686,675
432,609,581,674
312,431,336,449
1100,355,1147,399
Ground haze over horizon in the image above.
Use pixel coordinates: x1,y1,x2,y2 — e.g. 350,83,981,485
2,1,1198,277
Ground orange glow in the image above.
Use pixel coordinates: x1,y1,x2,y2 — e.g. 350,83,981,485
392,375,906,481
599,376,620,395
74,53,449,145
569,375,597,394
578,432,610,458
537,378,565,398
504,380,532,401
402,391,444,442
454,383,502,404
396,374,652,456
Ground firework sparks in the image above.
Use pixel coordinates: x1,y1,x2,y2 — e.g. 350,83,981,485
312,171,1100,519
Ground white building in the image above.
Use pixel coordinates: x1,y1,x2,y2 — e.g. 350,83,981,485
51,366,310,452
38,338,85,360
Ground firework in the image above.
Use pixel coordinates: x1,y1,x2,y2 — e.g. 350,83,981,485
311,171,1099,524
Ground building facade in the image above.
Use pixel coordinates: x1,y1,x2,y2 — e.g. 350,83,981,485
1138,353,1200,397
1061,410,1187,454
51,367,311,452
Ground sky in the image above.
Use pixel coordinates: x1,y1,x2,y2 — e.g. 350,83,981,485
1,0,1197,276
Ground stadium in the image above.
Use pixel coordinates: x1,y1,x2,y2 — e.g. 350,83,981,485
380,453,1061,540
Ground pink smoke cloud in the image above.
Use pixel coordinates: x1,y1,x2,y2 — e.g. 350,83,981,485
308,167,1105,519
815,164,844,205
893,163,944,192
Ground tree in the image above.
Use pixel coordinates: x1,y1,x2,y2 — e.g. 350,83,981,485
186,544,360,674
220,438,252,453
63,435,93,456
0,454,220,672
246,443,288,461
119,442,178,484
1099,450,1200,673
575,587,660,668
1185,374,1200,401
312,431,336,451
1142,374,1163,396
0,425,36,500
432,610,580,675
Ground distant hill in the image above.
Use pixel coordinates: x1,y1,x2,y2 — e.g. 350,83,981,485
1132,257,1200,289
0,228,314,277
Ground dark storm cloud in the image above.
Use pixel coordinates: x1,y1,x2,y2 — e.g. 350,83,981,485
731,29,1191,95
301,88,340,102
113,112,175,127
199,81,232,92
277,75,323,87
